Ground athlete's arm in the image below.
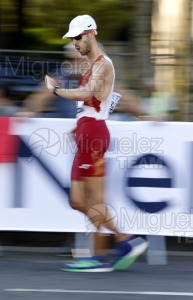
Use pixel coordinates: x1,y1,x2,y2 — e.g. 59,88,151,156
45,74,92,101
45,59,109,102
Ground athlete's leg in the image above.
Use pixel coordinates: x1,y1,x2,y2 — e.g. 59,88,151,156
70,178,117,232
70,149,89,213
64,172,147,272
84,177,128,245
70,180,87,213
70,176,111,257
83,176,148,271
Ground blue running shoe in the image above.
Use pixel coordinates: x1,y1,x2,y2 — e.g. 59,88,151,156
113,237,148,270
60,257,113,273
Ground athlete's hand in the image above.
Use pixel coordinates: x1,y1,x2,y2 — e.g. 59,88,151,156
45,75,58,93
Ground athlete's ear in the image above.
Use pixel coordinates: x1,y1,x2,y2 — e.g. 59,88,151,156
90,30,96,38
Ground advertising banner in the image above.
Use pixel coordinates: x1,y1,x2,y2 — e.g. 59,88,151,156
1,117,193,237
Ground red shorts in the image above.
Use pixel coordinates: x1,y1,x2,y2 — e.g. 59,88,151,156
71,117,110,180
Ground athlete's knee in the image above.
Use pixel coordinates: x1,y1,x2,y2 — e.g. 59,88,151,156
70,198,87,213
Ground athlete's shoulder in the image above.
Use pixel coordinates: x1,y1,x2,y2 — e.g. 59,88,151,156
94,55,113,71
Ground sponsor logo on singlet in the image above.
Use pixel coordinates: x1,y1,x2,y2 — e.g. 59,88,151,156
79,164,92,169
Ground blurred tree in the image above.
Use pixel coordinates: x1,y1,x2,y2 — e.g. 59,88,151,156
152,0,191,121
16,0,26,46
0,0,27,48
0,0,137,50
134,0,154,79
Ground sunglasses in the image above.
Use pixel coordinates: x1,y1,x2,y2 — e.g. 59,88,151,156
72,30,92,41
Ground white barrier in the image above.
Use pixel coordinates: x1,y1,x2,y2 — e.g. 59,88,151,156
1,117,193,237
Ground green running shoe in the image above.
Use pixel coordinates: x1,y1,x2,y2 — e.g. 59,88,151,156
61,257,113,272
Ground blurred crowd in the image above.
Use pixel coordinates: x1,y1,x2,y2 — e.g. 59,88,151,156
0,42,178,122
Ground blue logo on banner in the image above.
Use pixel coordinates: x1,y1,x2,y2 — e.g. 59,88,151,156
125,154,174,213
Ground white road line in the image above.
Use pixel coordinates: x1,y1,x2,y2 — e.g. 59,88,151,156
3,289,193,297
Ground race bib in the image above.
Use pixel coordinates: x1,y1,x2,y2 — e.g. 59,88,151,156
109,92,121,113
76,101,84,115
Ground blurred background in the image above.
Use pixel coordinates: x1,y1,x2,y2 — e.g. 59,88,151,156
1,0,193,120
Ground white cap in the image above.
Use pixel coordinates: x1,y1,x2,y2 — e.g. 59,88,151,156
62,15,97,39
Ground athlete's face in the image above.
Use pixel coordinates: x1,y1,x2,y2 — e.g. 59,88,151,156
71,31,92,56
